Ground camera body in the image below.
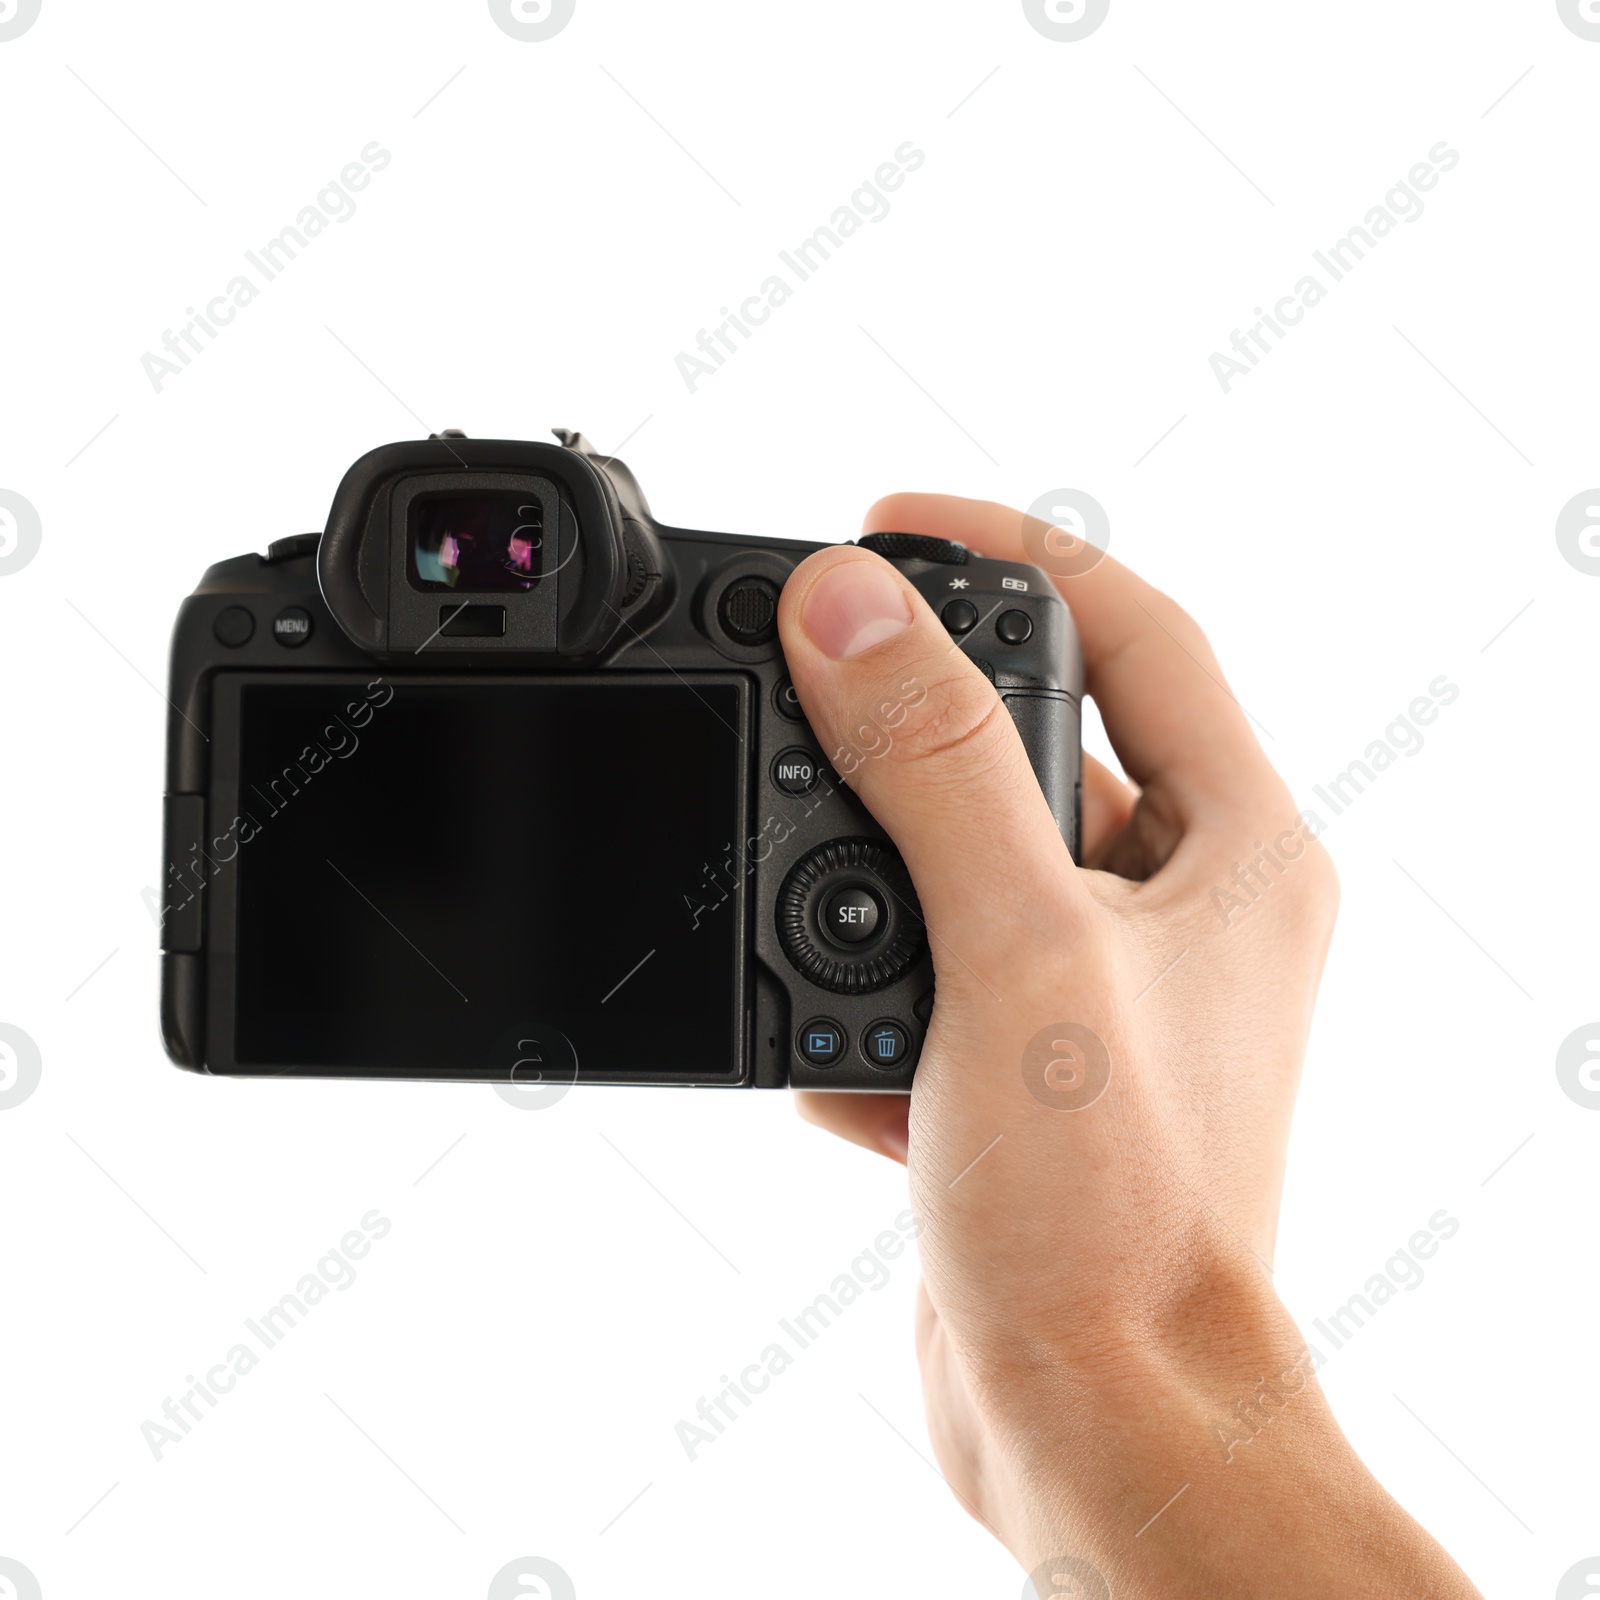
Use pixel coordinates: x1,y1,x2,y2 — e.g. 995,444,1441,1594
160,432,1082,1090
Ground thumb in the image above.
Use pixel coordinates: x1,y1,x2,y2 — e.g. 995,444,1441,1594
777,545,1082,986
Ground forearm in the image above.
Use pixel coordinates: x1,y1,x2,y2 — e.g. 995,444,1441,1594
984,1289,1483,1599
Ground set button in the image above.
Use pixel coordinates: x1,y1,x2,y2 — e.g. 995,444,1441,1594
797,1018,846,1067
822,885,883,946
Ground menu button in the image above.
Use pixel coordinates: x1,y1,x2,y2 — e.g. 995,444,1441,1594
271,606,313,647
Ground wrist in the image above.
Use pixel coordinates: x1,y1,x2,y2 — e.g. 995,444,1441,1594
956,1270,1482,1598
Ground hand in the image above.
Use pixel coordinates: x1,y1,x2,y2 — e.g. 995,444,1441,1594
776,494,1481,1598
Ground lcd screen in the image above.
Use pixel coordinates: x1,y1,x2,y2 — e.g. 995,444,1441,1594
228,677,746,1078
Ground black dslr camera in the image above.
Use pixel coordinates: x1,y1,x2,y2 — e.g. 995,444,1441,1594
160,432,1083,1090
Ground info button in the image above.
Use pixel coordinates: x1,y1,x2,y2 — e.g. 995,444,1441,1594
771,746,823,797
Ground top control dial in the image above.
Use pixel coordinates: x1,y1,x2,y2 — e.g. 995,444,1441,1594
857,532,969,565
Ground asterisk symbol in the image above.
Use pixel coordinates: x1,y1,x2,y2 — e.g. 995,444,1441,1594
948,577,970,589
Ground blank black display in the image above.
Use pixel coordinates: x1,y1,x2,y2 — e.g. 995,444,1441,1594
231,678,744,1077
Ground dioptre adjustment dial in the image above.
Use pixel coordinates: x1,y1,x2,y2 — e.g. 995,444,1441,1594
776,838,926,995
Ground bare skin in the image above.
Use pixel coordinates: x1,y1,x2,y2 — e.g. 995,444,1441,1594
776,494,1482,1598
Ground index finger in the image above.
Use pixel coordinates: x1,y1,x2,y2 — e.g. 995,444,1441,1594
863,492,1288,831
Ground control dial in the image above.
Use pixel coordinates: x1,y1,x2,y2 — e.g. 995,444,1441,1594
776,838,926,994
858,531,970,565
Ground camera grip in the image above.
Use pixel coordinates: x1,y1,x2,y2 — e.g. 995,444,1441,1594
1003,689,1083,863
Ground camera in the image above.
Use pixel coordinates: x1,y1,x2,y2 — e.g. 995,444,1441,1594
159,431,1083,1090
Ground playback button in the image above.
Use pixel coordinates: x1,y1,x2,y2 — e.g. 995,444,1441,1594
797,1018,847,1067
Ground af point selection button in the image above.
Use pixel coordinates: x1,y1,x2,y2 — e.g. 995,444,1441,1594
797,1018,846,1067
995,608,1033,645
771,745,822,796
821,884,883,946
271,605,313,647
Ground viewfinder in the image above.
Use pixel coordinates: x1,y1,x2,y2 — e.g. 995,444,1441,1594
411,493,545,592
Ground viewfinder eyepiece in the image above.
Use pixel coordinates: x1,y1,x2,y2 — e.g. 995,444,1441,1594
411,493,546,592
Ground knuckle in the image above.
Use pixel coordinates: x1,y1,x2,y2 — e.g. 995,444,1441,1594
1263,838,1342,938
1191,818,1340,940
1134,586,1242,700
1294,841,1341,920
882,670,1013,779
1146,584,1211,654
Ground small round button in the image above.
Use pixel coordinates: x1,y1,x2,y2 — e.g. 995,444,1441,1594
272,606,314,648
821,885,884,946
718,577,779,645
773,677,807,721
941,598,979,635
995,609,1033,645
213,606,255,647
797,1018,847,1067
863,1021,910,1069
771,746,822,796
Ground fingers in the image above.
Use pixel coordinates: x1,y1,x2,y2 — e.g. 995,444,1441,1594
795,1090,910,1163
1081,751,1139,867
777,545,1087,980
863,494,1291,843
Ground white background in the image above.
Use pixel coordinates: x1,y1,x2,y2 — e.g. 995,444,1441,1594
2,2,1597,1597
